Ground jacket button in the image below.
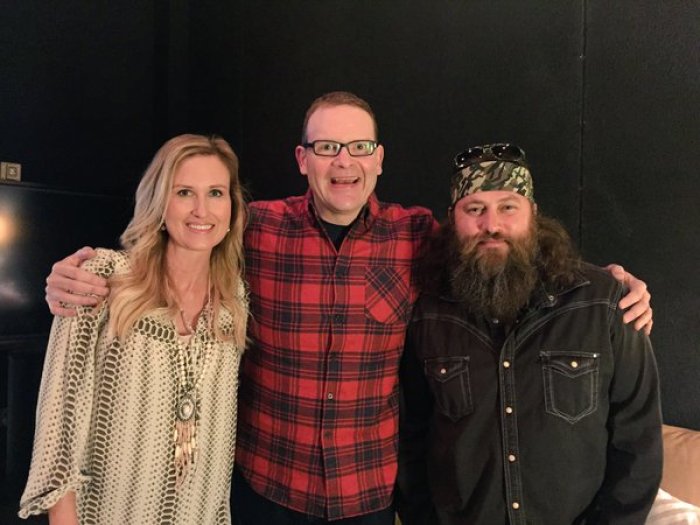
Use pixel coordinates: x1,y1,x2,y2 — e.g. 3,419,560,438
571,360,579,368
508,454,516,462
505,406,513,414
503,360,511,369
440,368,447,375
512,502,520,510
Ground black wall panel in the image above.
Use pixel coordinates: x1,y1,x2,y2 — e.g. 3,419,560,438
583,1,700,429
191,1,584,228
1,1,159,196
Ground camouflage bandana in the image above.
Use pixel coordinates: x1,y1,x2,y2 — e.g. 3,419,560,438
450,161,535,205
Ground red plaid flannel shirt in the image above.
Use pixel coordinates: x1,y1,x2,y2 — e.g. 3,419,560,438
236,191,437,520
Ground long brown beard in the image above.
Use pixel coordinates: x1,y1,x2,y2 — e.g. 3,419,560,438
447,221,539,323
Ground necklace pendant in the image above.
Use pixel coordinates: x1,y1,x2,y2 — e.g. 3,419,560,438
177,393,196,422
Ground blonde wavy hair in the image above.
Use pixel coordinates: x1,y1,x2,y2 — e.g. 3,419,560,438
108,134,247,346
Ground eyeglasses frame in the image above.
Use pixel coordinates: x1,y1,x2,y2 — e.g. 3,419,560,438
302,139,379,157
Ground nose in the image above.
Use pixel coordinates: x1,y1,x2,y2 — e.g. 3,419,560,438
480,208,502,234
332,145,354,167
192,194,208,217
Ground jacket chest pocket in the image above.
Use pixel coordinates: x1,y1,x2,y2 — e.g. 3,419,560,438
424,357,473,422
540,351,600,424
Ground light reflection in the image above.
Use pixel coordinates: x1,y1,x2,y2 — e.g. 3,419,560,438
0,280,27,306
0,211,17,246
0,199,27,306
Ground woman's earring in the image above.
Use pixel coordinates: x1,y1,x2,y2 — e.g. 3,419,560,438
160,223,167,231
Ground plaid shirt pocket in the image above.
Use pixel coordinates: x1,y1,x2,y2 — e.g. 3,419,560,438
364,266,412,324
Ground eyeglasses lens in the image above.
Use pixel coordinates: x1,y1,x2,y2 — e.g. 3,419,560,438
455,147,483,167
491,144,523,161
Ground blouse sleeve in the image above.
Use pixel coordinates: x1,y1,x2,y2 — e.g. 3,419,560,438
18,249,117,517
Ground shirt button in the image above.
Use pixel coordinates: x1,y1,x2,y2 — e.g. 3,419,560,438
333,314,344,323
505,406,513,414
503,360,511,369
508,454,516,462
327,393,334,400
512,502,520,510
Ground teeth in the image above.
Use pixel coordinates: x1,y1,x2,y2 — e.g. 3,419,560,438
188,224,213,231
331,177,360,184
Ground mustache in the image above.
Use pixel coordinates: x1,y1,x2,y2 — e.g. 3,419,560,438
463,231,513,251
479,232,506,241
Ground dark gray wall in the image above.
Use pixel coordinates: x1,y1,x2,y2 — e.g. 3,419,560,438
1,1,698,521
582,2,700,429
191,0,700,428
189,0,700,427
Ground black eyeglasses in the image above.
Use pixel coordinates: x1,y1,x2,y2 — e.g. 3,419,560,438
453,143,527,171
303,140,378,157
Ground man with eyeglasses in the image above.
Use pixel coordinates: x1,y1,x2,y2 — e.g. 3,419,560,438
44,93,653,525
396,145,662,524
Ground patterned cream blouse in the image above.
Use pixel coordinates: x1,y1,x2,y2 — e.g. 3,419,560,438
19,249,246,524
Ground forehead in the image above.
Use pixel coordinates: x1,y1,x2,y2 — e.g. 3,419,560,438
306,104,376,141
455,190,532,209
174,154,229,183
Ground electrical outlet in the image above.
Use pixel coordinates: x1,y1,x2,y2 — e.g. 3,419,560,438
1,162,22,181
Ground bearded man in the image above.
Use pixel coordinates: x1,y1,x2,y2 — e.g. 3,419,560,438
396,144,662,525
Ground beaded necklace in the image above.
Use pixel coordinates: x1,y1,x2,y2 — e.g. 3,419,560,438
172,276,212,488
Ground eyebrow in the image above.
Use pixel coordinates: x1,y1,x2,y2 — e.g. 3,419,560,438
172,183,229,188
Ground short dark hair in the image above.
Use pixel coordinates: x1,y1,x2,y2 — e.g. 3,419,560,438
301,91,379,143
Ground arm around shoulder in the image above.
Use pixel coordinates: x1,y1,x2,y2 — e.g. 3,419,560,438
46,246,110,316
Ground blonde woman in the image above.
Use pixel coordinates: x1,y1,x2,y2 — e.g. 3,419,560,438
19,134,248,524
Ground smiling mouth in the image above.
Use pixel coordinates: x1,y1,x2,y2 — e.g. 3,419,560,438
187,223,214,231
331,176,360,185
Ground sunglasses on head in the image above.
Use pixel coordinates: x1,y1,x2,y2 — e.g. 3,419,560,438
453,143,527,171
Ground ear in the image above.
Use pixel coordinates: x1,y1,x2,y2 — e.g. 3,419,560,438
295,145,308,176
532,202,538,215
376,144,385,176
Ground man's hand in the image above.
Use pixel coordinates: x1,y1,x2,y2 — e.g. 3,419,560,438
45,247,109,317
606,264,653,335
